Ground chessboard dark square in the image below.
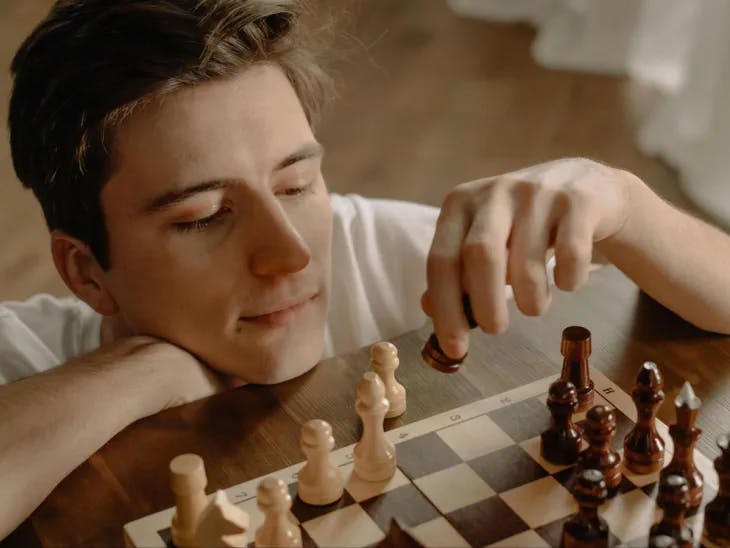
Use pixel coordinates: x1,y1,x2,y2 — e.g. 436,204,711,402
359,483,441,532
395,432,463,479
289,482,356,523
157,527,174,548
467,444,548,492
445,495,529,546
487,396,550,443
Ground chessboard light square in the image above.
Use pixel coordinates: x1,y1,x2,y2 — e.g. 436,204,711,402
436,414,514,461
499,476,577,528
487,528,550,547
601,488,659,543
302,504,383,547
519,436,572,474
408,517,470,548
340,462,410,502
413,463,495,514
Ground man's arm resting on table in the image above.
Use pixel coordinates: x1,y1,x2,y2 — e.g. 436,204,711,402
0,337,221,540
598,172,730,335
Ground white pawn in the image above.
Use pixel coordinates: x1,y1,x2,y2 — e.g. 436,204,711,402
370,341,406,418
194,490,249,547
170,453,208,548
255,477,302,547
297,419,345,505
353,371,397,482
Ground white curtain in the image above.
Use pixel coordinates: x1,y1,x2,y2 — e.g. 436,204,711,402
448,0,730,225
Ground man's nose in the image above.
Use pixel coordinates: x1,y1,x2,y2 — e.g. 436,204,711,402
249,200,311,278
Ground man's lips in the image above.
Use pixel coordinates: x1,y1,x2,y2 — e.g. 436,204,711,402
239,293,318,326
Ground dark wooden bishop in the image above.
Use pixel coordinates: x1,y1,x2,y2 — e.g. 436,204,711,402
576,405,622,496
561,468,609,548
650,474,693,548
541,380,582,464
560,326,594,412
702,433,730,547
660,382,703,512
624,361,666,474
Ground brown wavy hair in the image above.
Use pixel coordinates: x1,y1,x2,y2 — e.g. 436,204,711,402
9,0,332,268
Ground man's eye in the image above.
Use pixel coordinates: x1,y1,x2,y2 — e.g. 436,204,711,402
280,182,313,197
172,208,231,232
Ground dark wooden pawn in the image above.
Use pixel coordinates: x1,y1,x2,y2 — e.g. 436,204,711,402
624,362,666,474
561,469,609,548
650,474,693,548
560,326,594,412
576,405,622,496
660,382,703,512
541,380,582,465
421,295,476,373
702,433,730,548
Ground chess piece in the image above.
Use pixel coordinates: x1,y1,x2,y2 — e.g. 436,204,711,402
624,361,666,474
255,477,302,547
170,453,208,548
194,490,249,547
560,326,594,412
371,341,406,418
650,474,693,548
421,295,476,373
353,371,397,481
576,405,622,496
702,433,730,547
649,535,679,548
660,382,703,511
375,518,425,547
541,380,582,464
561,468,609,548
297,419,344,506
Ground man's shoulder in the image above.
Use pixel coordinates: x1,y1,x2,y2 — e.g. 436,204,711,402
0,293,101,384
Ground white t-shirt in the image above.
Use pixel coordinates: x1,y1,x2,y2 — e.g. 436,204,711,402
0,194,439,385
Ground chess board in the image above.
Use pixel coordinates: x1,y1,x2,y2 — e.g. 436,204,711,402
124,368,719,547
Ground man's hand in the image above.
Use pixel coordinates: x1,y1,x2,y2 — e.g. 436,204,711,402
423,158,635,358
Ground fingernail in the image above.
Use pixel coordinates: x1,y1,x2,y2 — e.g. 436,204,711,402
441,334,469,359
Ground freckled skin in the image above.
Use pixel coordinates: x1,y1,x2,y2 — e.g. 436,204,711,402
98,64,333,383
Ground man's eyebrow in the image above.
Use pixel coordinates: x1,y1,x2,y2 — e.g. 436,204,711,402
141,142,324,214
142,180,235,214
276,141,324,170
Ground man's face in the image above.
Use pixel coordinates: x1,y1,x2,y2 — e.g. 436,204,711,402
100,64,332,383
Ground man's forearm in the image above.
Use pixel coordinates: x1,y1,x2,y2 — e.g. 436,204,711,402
0,355,167,539
598,173,730,334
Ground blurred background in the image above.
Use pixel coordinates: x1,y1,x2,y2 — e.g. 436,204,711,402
1,0,727,302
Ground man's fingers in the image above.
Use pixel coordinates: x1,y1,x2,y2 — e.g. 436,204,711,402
507,187,552,316
553,202,595,291
426,190,472,358
461,192,512,334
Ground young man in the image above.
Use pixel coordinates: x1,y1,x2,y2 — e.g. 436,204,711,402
1,0,729,539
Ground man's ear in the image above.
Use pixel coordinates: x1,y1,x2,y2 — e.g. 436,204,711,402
50,230,119,316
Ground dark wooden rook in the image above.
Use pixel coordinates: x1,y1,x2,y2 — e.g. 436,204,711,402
560,326,594,412
650,474,693,548
702,433,730,547
660,381,703,512
624,361,666,474
576,405,622,496
541,380,582,465
561,468,609,548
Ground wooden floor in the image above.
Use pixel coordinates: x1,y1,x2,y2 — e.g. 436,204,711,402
0,0,694,301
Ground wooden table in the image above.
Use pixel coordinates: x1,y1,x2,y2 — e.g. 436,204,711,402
6,266,730,547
